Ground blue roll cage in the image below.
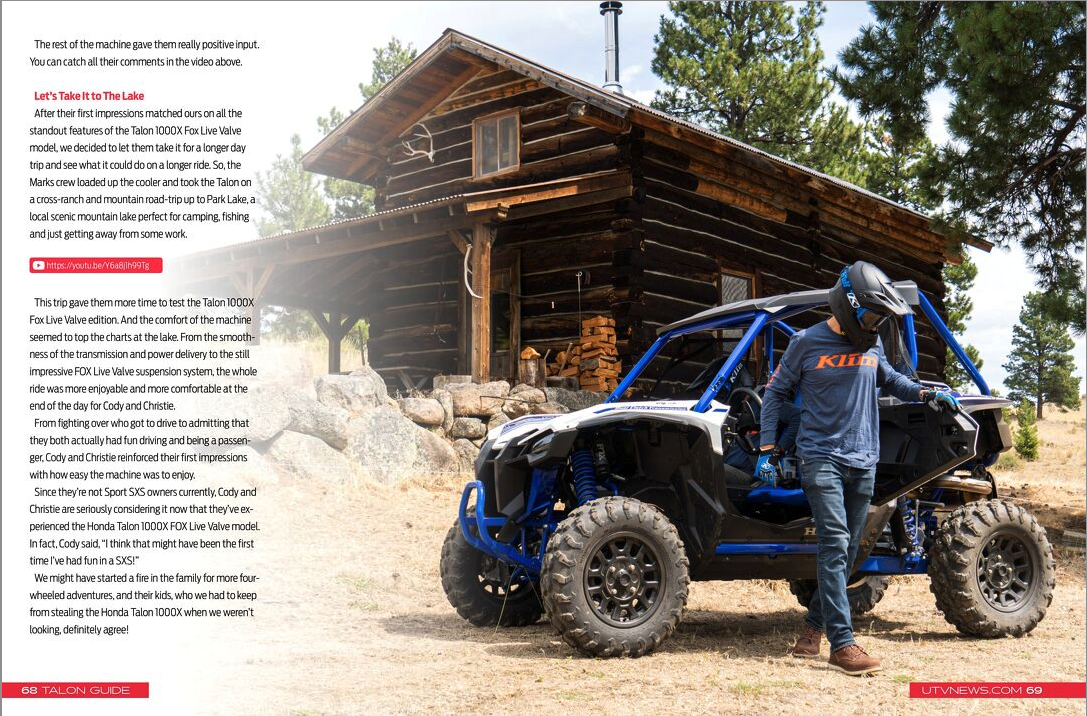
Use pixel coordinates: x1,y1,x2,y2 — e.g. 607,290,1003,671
603,290,990,408
460,289,989,579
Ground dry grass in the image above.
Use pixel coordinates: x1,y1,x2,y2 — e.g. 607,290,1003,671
186,482,1085,715
177,399,1086,715
999,399,1087,533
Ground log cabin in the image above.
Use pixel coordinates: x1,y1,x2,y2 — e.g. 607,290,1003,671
174,23,991,393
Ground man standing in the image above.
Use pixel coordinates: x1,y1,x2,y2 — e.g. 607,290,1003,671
757,262,957,676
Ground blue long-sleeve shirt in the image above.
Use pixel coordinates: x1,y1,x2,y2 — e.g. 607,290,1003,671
760,321,925,469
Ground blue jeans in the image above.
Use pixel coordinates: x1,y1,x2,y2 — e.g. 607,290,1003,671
800,458,875,652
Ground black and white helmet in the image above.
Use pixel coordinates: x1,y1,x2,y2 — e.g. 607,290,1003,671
828,261,912,350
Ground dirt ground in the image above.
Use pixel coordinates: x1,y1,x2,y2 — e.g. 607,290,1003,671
996,402,1087,534
191,405,1087,716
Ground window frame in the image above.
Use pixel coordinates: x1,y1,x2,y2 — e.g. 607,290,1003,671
472,109,521,179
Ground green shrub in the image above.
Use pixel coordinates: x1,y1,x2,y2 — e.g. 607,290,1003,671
1013,399,1039,461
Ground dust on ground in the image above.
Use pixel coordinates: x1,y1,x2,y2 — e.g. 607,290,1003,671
191,406,1087,716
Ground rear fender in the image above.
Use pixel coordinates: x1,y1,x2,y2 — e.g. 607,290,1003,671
875,401,978,504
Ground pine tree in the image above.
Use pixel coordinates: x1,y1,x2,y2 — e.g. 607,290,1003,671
834,2,1086,332
1013,398,1039,461
317,38,418,221
651,1,865,180
941,252,984,391
858,121,937,211
1003,293,1081,420
254,134,331,237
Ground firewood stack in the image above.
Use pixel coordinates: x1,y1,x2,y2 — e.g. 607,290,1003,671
547,316,622,393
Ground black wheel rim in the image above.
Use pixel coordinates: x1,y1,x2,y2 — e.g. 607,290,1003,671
473,527,536,603
584,531,663,627
976,530,1035,612
477,554,532,602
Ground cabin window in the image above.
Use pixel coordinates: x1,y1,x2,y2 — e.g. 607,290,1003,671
720,271,753,305
718,271,756,361
473,111,520,177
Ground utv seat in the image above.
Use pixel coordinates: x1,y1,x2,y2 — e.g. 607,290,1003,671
747,484,808,507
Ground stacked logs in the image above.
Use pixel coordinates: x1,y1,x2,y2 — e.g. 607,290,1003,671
548,316,622,392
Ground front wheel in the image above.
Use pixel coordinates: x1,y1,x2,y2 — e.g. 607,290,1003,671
540,497,689,657
928,499,1054,637
439,521,543,627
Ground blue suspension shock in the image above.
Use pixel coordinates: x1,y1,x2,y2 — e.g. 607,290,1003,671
898,497,924,560
570,449,598,506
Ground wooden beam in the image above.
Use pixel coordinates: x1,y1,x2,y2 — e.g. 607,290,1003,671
503,186,632,221
509,250,521,384
458,269,468,374
253,265,276,300
319,254,375,295
447,228,469,254
464,170,630,213
345,63,483,181
568,101,631,134
173,213,486,284
470,221,493,382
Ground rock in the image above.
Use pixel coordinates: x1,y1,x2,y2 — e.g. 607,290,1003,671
502,399,533,419
452,439,479,474
285,390,351,449
265,430,357,484
250,345,317,398
205,447,282,487
344,407,458,483
433,389,455,433
533,402,569,415
487,412,510,432
544,387,605,412
247,384,291,443
315,366,388,414
509,385,547,404
398,397,445,426
433,374,473,391
447,380,511,417
451,417,487,440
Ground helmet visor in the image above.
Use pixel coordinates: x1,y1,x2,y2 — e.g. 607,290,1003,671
857,307,889,331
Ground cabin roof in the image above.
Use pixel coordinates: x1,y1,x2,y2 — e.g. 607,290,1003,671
303,28,990,253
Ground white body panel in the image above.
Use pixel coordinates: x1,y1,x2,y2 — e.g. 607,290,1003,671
490,400,732,455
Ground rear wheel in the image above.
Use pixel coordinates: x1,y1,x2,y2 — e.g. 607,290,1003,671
540,497,689,657
439,521,543,627
788,575,891,616
928,499,1054,637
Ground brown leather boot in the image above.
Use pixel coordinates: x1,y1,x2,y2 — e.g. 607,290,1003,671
828,643,882,676
788,624,823,658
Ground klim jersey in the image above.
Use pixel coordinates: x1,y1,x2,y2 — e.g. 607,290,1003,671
760,321,923,469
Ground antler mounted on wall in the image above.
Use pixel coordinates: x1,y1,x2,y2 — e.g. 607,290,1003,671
399,122,435,162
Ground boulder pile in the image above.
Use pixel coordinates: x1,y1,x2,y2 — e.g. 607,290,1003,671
233,365,608,485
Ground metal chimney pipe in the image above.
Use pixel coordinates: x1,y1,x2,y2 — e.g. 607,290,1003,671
600,1,623,94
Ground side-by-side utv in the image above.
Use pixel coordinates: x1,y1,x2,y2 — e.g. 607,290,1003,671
440,281,1054,657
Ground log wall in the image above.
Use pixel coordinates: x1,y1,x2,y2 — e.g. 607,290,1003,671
374,69,621,210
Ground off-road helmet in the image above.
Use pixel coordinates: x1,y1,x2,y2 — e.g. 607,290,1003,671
828,261,912,350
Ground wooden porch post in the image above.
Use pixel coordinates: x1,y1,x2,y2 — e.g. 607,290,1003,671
230,266,276,345
311,310,364,375
509,249,522,384
470,221,493,382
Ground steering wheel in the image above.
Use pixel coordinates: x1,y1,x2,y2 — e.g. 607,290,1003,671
727,387,762,455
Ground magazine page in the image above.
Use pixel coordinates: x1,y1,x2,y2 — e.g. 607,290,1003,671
2,2,1084,714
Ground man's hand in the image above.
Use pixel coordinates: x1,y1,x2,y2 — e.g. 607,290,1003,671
755,446,783,485
921,387,960,413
